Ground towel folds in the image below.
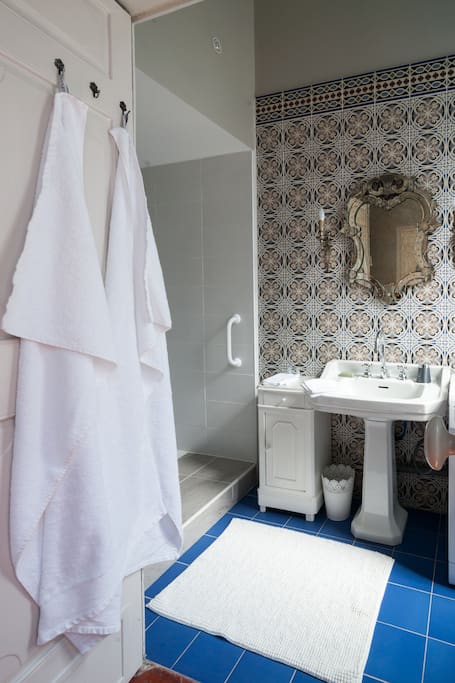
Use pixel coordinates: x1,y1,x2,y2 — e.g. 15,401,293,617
2,93,181,653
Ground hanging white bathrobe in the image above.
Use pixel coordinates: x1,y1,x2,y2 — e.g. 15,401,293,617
62,123,182,651
70,125,183,652
106,123,182,572
2,93,181,653
104,126,182,574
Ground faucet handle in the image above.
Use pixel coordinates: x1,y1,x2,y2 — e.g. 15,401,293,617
397,365,407,381
362,363,372,378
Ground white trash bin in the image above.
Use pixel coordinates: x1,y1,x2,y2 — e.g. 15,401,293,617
322,464,355,521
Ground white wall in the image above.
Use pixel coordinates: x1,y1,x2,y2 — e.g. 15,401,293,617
255,0,455,95
135,0,255,149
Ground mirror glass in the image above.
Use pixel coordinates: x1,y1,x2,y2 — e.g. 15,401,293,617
342,174,440,303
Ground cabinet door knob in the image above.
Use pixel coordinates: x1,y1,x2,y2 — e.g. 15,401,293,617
281,396,287,403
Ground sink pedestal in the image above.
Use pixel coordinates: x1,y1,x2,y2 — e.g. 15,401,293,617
351,418,408,546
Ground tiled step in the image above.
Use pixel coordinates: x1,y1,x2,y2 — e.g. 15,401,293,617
143,454,257,589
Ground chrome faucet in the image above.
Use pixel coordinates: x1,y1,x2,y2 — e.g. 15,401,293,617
374,328,388,378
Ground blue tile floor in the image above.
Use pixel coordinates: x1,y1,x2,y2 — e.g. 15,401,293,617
144,490,455,683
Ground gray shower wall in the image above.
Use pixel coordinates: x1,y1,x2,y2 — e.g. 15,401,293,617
142,151,257,462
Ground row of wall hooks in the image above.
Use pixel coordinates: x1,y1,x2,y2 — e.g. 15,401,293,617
54,58,130,126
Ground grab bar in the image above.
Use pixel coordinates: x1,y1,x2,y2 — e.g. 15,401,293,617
227,314,242,367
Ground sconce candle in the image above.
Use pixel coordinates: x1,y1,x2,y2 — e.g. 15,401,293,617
318,208,330,272
319,208,326,238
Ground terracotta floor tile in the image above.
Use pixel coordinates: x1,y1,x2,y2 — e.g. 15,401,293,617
129,662,199,683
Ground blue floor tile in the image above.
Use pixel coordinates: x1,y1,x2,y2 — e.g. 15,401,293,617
433,561,455,599
437,535,448,562
145,616,199,668
365,622,426,683
144,599,158,629
439,513,448,535
255,509,292,525
285,510,327,534
429,595,455,644
144,562,187,599
293,670,324,682
354,539,394,555
379,583,430,634
390,551,434,592
174,632,243,683
406,509,440,534
227,651,295,682
229,497,260,518
318,517,354,541
398,528,438,559
179,534,216,564
423,638,455,682
206,514,243,537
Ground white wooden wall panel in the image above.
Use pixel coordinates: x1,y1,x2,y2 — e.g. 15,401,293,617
0,2,142,682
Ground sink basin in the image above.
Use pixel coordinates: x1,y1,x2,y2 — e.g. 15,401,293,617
305,359,450,422
304,359,451,546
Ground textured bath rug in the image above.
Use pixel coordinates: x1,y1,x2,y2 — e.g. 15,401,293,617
147,518,393,683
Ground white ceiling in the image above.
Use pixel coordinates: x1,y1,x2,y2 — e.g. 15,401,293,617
118,0,202,22
255,0,455,95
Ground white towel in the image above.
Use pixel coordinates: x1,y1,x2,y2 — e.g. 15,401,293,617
69,127,183,652
301,377,343,397
263,373,302,388
2,93,119,649
109,125,182,565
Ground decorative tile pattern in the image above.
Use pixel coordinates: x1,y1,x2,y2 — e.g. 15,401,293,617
344,72,375,109
410,57,448,96
256,93,283,124
375,64,410,102
257,55,455,513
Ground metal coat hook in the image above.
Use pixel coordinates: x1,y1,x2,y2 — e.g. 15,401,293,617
54,58,64,74
54,58,69,93
89,81,100,98
119,101,131,128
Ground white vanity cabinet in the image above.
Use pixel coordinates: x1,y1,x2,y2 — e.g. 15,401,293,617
257,386,331,520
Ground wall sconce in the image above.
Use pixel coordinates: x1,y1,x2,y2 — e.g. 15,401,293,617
319,208,330,272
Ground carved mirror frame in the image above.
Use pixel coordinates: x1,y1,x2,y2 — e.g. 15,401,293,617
342,173,440,303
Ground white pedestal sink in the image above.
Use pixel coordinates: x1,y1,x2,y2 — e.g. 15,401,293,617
351,419,407,545
304,360,450,546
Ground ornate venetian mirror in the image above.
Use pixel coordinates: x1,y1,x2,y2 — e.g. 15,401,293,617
342,173,440,303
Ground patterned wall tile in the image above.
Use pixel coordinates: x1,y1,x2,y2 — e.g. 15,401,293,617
257,122,283,156
343,72,375,109
312,79,343,113
283,85,312,120
410,57,447,96
448,55,455,90
376,64,410,102
256,93,283,124
256,54,455,513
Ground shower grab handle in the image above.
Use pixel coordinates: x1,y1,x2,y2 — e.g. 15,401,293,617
227,314,242,367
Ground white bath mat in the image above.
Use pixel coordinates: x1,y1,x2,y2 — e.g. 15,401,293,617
147,518,393,683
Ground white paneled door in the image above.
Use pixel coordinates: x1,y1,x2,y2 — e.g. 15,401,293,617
0,2,142,682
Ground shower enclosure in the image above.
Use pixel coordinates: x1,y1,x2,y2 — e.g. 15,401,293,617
135,0,257,466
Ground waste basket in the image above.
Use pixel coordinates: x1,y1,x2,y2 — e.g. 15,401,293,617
321,464,355,521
